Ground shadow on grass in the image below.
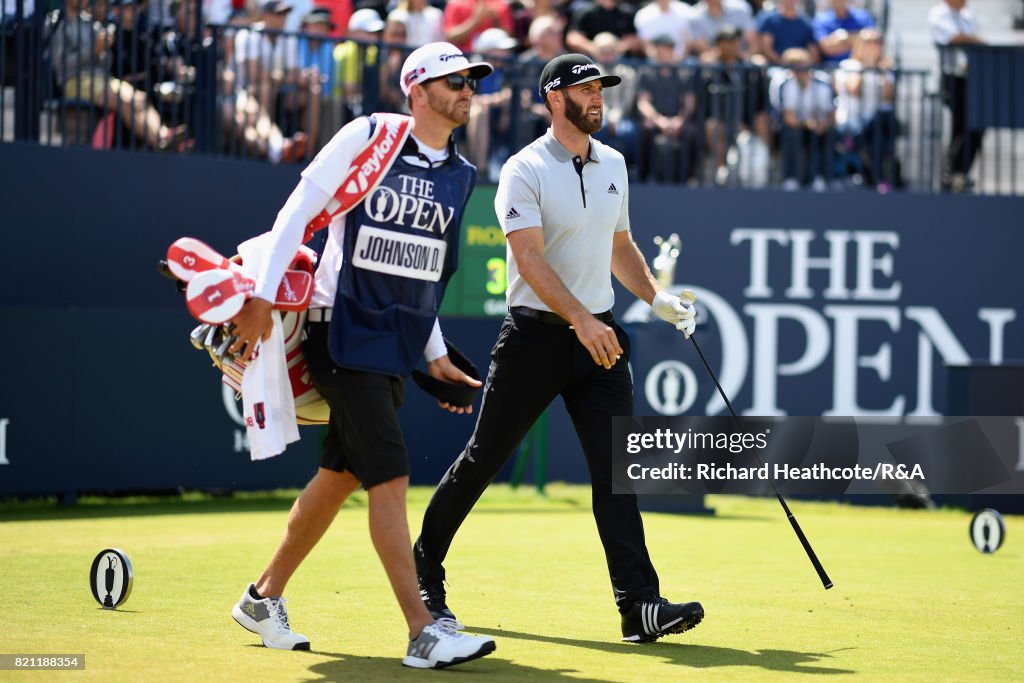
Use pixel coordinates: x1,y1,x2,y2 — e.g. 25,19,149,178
470,628,855,676
302,650,615,682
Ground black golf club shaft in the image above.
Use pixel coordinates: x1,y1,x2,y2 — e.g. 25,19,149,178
688,332,834,590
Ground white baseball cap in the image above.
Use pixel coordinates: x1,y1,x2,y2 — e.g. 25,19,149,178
400,41,493,95
472,28,518,53
348,8,385,33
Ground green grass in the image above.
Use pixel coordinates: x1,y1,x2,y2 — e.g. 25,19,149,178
1,485,1021,682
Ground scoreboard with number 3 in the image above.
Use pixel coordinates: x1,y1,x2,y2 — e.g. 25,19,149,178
441,186,509,317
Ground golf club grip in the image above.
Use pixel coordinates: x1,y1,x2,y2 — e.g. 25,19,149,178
786,511,833,589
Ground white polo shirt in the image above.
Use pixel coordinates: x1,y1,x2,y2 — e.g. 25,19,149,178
777,75,835,122
495,129,630,314
929,2,980,75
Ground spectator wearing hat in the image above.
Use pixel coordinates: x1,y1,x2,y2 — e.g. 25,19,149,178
388,0,445,46
772,47,835,190
221,0,309,161
242,2,304,128
233,1,300,92
284,0,313,32
633,0,692,60
313,0,353,38
702,24,771,185
334,7,385,113
443,0,515,53
688,0,757,57
636,32,699,183
466,27,518,178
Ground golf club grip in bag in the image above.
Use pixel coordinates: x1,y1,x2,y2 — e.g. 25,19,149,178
219,310,329,426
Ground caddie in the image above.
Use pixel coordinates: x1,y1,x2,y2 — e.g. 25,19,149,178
225,42,496,669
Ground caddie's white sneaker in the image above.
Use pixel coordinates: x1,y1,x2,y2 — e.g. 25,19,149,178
232,584,311,650
402,619,496,669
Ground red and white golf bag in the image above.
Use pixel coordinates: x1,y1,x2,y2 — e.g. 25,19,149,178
218,309,329,426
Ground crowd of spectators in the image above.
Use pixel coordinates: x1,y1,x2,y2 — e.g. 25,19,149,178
9,0,977,190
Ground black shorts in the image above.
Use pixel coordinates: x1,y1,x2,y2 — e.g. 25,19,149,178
302,322,409,489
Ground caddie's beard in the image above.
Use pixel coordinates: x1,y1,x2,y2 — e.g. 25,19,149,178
564,92,602,134
426,87,470,126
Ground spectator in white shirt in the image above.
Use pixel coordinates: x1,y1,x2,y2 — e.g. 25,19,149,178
388,0,445,47
634,0,692,59
929,0,985,191
688,0,756,57
773,47,834,191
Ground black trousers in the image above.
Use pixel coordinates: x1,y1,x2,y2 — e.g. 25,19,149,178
942,74,985,177
414,310,661,611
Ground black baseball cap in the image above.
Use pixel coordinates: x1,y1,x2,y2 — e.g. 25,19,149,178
538,53,621,99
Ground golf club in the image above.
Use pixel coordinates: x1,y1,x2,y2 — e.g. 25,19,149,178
687,331,834,590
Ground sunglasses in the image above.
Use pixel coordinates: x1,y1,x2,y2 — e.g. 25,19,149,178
428,74,479,93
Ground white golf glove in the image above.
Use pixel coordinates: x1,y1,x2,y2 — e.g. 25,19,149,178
651,290,697,339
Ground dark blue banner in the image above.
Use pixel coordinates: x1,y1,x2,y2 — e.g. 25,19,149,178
1,144,1022,498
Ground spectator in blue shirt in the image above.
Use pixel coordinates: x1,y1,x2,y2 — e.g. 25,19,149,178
813,0,876,67
757,0,817,64
298,7,338,148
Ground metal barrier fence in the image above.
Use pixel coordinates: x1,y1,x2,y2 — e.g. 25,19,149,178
2,3,1020,195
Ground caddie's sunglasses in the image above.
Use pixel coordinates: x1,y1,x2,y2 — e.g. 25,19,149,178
428,74,480,93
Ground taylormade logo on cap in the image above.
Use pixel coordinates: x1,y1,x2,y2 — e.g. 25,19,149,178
538,53,622,99
400,42,494,95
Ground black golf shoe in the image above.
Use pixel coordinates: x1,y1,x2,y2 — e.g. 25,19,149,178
621,597,704,642
419,581,462,627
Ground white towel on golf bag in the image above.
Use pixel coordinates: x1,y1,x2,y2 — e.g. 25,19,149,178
239,234,300,460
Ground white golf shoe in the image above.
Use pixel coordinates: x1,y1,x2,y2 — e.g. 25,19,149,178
402,619,496,669
232,584,311,651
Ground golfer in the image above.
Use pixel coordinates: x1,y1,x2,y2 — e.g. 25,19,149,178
414,53,705,643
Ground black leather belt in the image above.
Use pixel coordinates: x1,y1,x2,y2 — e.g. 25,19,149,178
511,306,614,326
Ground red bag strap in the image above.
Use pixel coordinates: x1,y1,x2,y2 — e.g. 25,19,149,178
302,113,413,243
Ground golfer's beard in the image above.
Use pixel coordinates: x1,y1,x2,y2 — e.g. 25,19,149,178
564,95,602,134
427,89,469,125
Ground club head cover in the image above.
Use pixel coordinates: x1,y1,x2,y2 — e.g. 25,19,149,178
274,270,314,311
186,268,254,324
166,237,241,282
412,339,481,408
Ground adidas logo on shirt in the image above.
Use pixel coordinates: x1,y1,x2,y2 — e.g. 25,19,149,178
505,207,522,220
607,183,618,194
